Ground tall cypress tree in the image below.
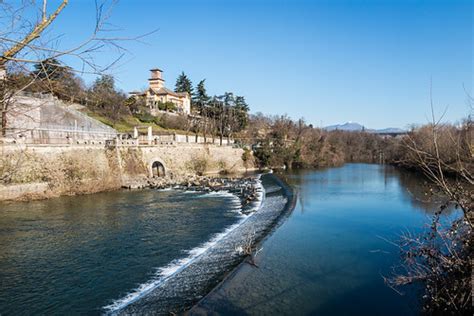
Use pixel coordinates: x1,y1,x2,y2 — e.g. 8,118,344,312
192,79,210,113
175,72,193,96
193,79,210,105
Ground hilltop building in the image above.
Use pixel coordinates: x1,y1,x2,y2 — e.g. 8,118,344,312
131,68,191,115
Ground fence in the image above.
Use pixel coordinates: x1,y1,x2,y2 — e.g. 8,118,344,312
3,127,117,146
3,127,234,148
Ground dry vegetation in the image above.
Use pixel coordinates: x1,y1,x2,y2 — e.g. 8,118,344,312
386,115,472,314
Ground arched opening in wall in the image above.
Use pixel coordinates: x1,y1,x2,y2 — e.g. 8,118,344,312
151,161,165,177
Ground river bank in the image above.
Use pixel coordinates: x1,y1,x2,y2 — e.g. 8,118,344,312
106,173,295,315
0,143,253,202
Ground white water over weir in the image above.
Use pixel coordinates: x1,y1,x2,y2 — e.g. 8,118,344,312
103,174,295,315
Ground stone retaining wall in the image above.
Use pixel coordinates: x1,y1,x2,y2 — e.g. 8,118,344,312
0,143,254,201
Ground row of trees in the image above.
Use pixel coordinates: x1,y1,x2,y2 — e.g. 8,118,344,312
241,113,390,169
172,72,251,143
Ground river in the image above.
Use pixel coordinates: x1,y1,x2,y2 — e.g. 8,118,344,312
0,164,448,315
192,163,449,315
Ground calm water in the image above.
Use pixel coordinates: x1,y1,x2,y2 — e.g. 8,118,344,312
195,163,449,315
0,189,243,315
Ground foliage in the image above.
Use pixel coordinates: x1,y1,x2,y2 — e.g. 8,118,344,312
241,147,253,169
192,79,210,114
124,96,146,114
253,141,273,168
33,58,67,81
6,59,87,103
241,113,389,169
157,101,177,112
87,74,129,123
385,118,473,314
187,156,208,176
155,113,190,130
175,71,193,96
205,93,250,142
135,111,157,124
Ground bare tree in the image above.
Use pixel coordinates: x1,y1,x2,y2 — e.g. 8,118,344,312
386,94,473,314
0,0,154,136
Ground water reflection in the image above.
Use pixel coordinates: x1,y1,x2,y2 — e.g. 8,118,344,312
279,164,447,215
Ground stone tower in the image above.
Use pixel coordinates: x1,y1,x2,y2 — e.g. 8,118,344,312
148,68,165,90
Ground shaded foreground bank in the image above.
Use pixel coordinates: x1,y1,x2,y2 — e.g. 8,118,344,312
110,174,295,315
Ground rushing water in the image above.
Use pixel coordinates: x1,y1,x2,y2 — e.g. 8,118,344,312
193,164,451,315
0,189,244,315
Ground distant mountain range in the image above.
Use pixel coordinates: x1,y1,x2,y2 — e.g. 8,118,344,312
324,122,406,134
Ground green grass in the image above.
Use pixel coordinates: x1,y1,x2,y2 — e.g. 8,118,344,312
80,109,193,134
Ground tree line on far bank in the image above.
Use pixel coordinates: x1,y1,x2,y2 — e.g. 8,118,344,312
241,112,472,173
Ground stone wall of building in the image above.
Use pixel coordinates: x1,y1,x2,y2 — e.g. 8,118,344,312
0,143,253,201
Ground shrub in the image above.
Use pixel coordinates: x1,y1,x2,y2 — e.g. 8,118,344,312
157,101,177,112
187,157,208,176
135,111,156,123
241,147,253,169
217,159,229,174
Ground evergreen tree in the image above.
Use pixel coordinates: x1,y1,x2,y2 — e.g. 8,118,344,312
192,79,210,114
91,74,115,93
32,58,86,102
233,95,250,131
175,71,193,96
192,79,210,104
223,92,235,107
33,58,68,81
235,95,249,112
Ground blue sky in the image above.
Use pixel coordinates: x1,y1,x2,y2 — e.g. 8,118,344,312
43,0,472,128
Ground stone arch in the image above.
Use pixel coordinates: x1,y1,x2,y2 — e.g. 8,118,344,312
149,158,167,177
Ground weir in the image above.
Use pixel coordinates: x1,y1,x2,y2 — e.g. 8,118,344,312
105,174,296,315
